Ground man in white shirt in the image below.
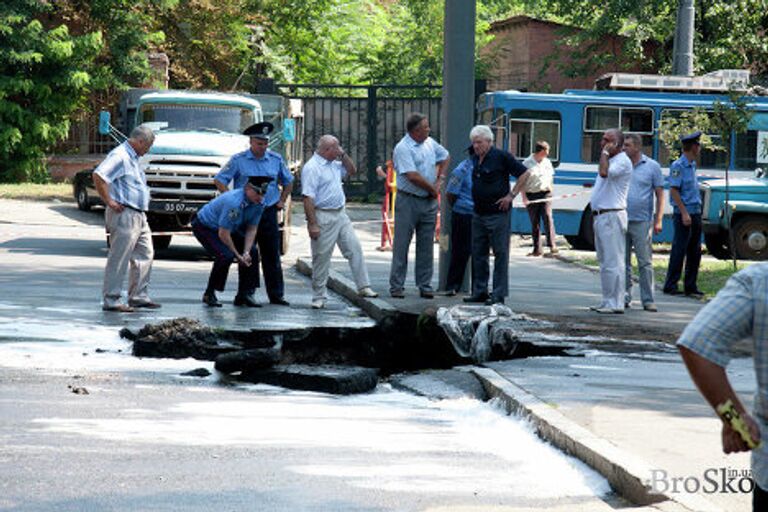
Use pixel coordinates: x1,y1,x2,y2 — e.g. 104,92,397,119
522,140,558,257
302,135,378,309
589,129,633,313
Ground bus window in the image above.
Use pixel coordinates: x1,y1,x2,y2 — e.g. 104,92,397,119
582,106,653,163
507,110,560,163
659,109,728,168
734,130,759,170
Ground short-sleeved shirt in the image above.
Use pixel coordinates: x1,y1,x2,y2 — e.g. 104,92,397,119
522,155,554,194
446,158,474,215
196,188,264,235
300,153,347,209
471,147,527,215
677,263,768,490
215,148,293,208
392,133,449,197
93,141,149,211
668,154,701,214
626,154,664,222
590,151,633,211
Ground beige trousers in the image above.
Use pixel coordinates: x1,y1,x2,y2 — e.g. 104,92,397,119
103,207,154,307
311,208,370,300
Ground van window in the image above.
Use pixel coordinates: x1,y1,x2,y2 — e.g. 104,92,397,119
582,106,653,163
508,110,560,163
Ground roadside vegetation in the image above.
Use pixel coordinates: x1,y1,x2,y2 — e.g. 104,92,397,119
0,184,73,202
564,250,752,300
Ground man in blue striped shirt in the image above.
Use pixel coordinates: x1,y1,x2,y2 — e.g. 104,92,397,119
93,125,159,313
678,263,768,510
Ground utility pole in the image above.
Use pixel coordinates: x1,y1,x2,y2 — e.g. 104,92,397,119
439,0,475,290
671,0,695,76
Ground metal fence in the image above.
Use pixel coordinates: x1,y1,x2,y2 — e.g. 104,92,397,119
53,110,117,155
276,84,442,198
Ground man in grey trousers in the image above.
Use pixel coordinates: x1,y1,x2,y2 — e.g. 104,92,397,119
389,113,450,299
623,133,664,311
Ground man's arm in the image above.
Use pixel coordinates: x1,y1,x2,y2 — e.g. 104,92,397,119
597,146,614,178
435,157,451,189
405,172,439,198
242,224,258,266
339,152,356,176
277,182,293,210
678,346,760,453
214,179,228,193
303,195,320,240
93,173,124,213
217,227,249,266
653,187,665,234
669,187,691,226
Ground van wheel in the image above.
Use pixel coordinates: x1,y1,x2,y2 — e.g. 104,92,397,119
75,184,91,211
565,207,595,251
733,215,768,260
152,235,172,251
704,232,731,260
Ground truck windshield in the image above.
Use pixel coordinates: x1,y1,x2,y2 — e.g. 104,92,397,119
138,103,256,134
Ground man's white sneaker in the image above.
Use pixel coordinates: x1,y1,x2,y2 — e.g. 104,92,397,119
594,307,624,314
358,287,379,298
311,298,326,309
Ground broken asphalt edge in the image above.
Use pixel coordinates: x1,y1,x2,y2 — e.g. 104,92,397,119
471,367,724,512
293,257,722,511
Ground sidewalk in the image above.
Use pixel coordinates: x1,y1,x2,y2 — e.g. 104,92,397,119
292,204,756,511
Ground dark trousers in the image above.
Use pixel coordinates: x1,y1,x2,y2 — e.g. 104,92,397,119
663,213,702,294
525,191,556,252
446,211,473,292
253,205,284,301
471,212,510,301
192,221,259,295
755,483,768,511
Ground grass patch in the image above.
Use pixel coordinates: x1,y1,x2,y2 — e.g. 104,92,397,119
568,253,751,299
0,183,73,202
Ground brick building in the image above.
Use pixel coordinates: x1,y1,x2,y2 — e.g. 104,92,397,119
481,15,656,93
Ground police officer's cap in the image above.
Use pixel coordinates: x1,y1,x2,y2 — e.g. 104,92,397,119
246,175,273,194
243,122,274,139
680,131,702,144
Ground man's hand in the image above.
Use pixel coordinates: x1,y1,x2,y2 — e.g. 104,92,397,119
496,193,515,212
722,411,761,453
107,199,124,213
682,212,692,226
241,252,252,267
653,219,663,234
603,142,618,156
276,199,285,210
308,222,321,240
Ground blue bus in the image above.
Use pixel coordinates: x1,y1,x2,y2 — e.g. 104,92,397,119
477,74,768,249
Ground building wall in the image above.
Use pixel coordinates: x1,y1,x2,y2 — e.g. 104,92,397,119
483,16,652,93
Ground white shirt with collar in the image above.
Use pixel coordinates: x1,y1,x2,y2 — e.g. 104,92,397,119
590,151,633,211
301,152,347,209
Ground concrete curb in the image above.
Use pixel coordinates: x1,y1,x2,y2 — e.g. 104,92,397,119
471,367,724,512
295,257,398,322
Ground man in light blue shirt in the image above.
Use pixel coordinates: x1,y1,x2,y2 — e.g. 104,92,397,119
664,131,704,298
678,263,768,510
445,154,474,295
93,125,159,313
214,122,294,306
622,133,664,311
388,113,450,299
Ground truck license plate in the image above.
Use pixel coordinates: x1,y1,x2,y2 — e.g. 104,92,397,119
150,201,201,214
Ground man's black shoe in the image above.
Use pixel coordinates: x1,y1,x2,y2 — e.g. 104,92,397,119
202,292,222,308
234,294,261,308
463,294,488,304
485,297,505,306
270,297,290,306
420,289,434,299
685,290,705,299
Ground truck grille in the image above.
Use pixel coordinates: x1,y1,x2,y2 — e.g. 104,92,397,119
144,159,221,200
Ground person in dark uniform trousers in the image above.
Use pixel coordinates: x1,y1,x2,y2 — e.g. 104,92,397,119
192,176,271,307
664,131,704,298
214,122,293,306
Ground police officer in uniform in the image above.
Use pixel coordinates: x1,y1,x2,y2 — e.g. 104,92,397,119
215,122,293,306
663,131,704,298
192,176,272,307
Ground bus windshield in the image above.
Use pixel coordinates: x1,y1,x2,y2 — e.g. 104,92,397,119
138,103,256,135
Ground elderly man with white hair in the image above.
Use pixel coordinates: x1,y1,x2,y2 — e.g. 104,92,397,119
463,125,528,305
93,124,160,312
302,135,378,309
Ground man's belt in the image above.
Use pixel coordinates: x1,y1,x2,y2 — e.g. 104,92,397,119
123,203,147,213
592,208,624,216
398,190,430,199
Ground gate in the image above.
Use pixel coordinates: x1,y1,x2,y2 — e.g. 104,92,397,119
276,84,442,198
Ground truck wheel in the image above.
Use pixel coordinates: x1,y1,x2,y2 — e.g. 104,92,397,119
75,184,91,211
152,235,172,251
704,232,731,260
565,207,595,251
733,215,768,260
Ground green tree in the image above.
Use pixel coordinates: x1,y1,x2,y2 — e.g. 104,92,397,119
0,1,102,182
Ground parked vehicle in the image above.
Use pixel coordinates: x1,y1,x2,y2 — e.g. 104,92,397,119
91,89,303,252
700,170,768,260
477,70,768,254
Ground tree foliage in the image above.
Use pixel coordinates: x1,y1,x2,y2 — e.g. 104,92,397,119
0,1,102,182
